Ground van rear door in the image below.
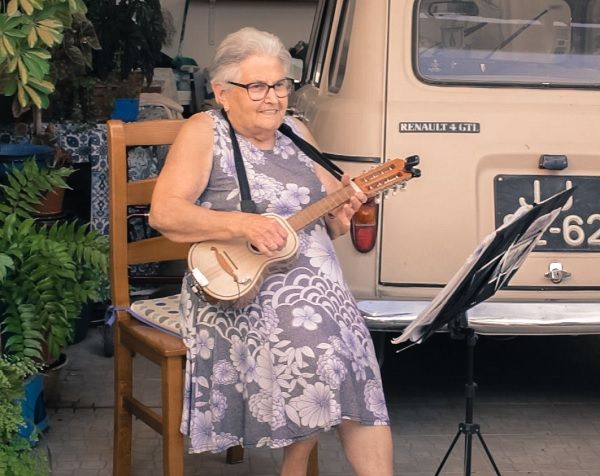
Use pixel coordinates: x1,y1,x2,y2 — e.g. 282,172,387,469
380,0,600,299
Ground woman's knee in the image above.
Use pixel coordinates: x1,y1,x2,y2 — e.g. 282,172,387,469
280,436,319,476
338,420,392,448
337,422,393,476
283,435,318,458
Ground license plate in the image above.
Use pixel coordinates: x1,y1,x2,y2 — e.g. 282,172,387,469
494,175,600,252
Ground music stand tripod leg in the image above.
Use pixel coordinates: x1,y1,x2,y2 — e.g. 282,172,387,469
476,428,502,475
434,328,501,476
434,427,462,475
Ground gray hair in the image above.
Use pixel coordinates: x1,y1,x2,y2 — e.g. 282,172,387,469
209,27,292,85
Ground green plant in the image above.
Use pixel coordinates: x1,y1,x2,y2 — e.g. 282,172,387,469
0,0,90,114
0,355,49,475
85,0,166,84
45,13,101,121
0,159,108,361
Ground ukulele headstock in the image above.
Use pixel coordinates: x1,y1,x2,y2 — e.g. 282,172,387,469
352,155,421,198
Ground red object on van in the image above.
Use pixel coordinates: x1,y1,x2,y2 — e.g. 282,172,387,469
351,197,378,253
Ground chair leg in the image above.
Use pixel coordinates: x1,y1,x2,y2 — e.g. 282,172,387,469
113,326,133,476
307,443,319,476
162,356,185,476
226,445,244,464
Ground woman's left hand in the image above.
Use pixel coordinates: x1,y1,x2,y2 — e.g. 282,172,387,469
326,174,367,236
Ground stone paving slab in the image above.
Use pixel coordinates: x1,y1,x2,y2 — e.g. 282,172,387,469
39,328,600,475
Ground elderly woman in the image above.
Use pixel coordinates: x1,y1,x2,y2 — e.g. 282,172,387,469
149,27,392,476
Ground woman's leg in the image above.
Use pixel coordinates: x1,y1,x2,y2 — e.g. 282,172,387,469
338,420,393,476
280,436,318,476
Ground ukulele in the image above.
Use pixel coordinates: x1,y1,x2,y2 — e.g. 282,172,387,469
187,156,421,306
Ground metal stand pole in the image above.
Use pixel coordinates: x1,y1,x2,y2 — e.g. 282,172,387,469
435,328,501,475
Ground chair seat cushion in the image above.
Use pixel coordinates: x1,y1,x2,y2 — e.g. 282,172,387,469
129,294,182,337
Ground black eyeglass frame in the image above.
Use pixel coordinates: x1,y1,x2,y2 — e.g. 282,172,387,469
227,77,295,101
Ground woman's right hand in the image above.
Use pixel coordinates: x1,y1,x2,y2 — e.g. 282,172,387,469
238,213,288,256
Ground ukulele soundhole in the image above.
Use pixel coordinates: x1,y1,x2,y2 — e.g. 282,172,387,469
248,243,261,255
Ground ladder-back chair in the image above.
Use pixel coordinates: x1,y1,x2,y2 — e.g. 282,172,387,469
108,118,245,475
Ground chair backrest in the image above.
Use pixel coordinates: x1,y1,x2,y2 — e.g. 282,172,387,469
107,119,189,308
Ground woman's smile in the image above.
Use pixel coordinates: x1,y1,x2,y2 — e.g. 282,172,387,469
259,108,280,115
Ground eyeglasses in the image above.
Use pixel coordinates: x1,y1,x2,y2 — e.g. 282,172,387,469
227,78,294,101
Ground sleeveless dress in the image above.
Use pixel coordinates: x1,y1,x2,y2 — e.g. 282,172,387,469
179,109,389,453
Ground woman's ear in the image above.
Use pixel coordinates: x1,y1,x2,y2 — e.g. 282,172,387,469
212,83,229,111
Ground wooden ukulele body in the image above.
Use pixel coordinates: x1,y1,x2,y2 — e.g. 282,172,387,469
187,213,299,306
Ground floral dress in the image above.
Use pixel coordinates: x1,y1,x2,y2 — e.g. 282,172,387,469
179,109,389,453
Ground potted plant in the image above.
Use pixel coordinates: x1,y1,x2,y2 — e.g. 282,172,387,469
0,355,50,475
0,0,92,132
0,159,108,362
84,0,167,121
29,123,74,217
45,14,101,122
85,0,166,84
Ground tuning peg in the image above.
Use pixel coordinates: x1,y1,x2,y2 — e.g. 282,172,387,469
411,168,422,178
405,155,420,170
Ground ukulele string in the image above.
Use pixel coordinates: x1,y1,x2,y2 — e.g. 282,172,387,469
234,279,242,309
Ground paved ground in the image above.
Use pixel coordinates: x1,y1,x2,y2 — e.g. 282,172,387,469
40,325,600,475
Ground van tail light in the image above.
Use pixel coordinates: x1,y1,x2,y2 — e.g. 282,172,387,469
350,197,378,253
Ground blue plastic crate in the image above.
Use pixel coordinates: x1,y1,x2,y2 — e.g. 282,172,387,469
111,98,140,122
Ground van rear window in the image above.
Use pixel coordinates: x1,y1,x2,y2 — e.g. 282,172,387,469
415,0,600,87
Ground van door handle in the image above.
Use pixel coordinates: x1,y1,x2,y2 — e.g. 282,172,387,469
539,155,568,170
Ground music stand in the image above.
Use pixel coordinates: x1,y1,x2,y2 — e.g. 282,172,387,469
392,188,575,475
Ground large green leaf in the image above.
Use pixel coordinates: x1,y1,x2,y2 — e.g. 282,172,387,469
0,0,84,111
0,253,15,282
0,159,108,361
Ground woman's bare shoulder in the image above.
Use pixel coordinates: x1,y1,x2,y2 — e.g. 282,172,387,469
184,110,214,130
286,116,318,147
286,115,308,132
171,111,215,146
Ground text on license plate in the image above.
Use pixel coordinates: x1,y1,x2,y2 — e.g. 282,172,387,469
494,175,600,252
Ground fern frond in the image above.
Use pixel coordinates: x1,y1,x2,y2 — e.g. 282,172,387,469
0,159,74,220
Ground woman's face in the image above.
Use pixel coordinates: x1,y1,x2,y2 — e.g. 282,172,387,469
219,55,288,137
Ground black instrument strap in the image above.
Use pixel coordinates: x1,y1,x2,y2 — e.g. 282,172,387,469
278,122,343,181
221,110,344,214
222,110,257,213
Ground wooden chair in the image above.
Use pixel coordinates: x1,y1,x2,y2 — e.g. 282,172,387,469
108,118,319,476
108,119,243,475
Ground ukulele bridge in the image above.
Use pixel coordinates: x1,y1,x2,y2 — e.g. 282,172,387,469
210,245,251,285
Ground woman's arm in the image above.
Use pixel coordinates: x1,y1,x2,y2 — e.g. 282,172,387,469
287,118,366,240
149,113,288,255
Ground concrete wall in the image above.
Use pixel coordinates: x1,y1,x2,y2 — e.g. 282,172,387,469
161,1,317,70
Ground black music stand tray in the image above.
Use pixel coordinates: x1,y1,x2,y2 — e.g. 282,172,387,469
393,188,575,476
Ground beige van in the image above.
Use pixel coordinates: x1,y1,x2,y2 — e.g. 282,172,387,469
292,0,600,335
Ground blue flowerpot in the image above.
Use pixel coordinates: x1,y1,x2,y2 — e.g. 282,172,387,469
19,374,49,442
0,143,53,179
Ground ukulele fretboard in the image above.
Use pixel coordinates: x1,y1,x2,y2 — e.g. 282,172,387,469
287,185,355,231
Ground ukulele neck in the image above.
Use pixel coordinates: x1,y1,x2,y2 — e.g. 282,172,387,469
287,184,356,232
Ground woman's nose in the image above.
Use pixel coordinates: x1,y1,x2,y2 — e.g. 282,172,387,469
263,86,278,101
